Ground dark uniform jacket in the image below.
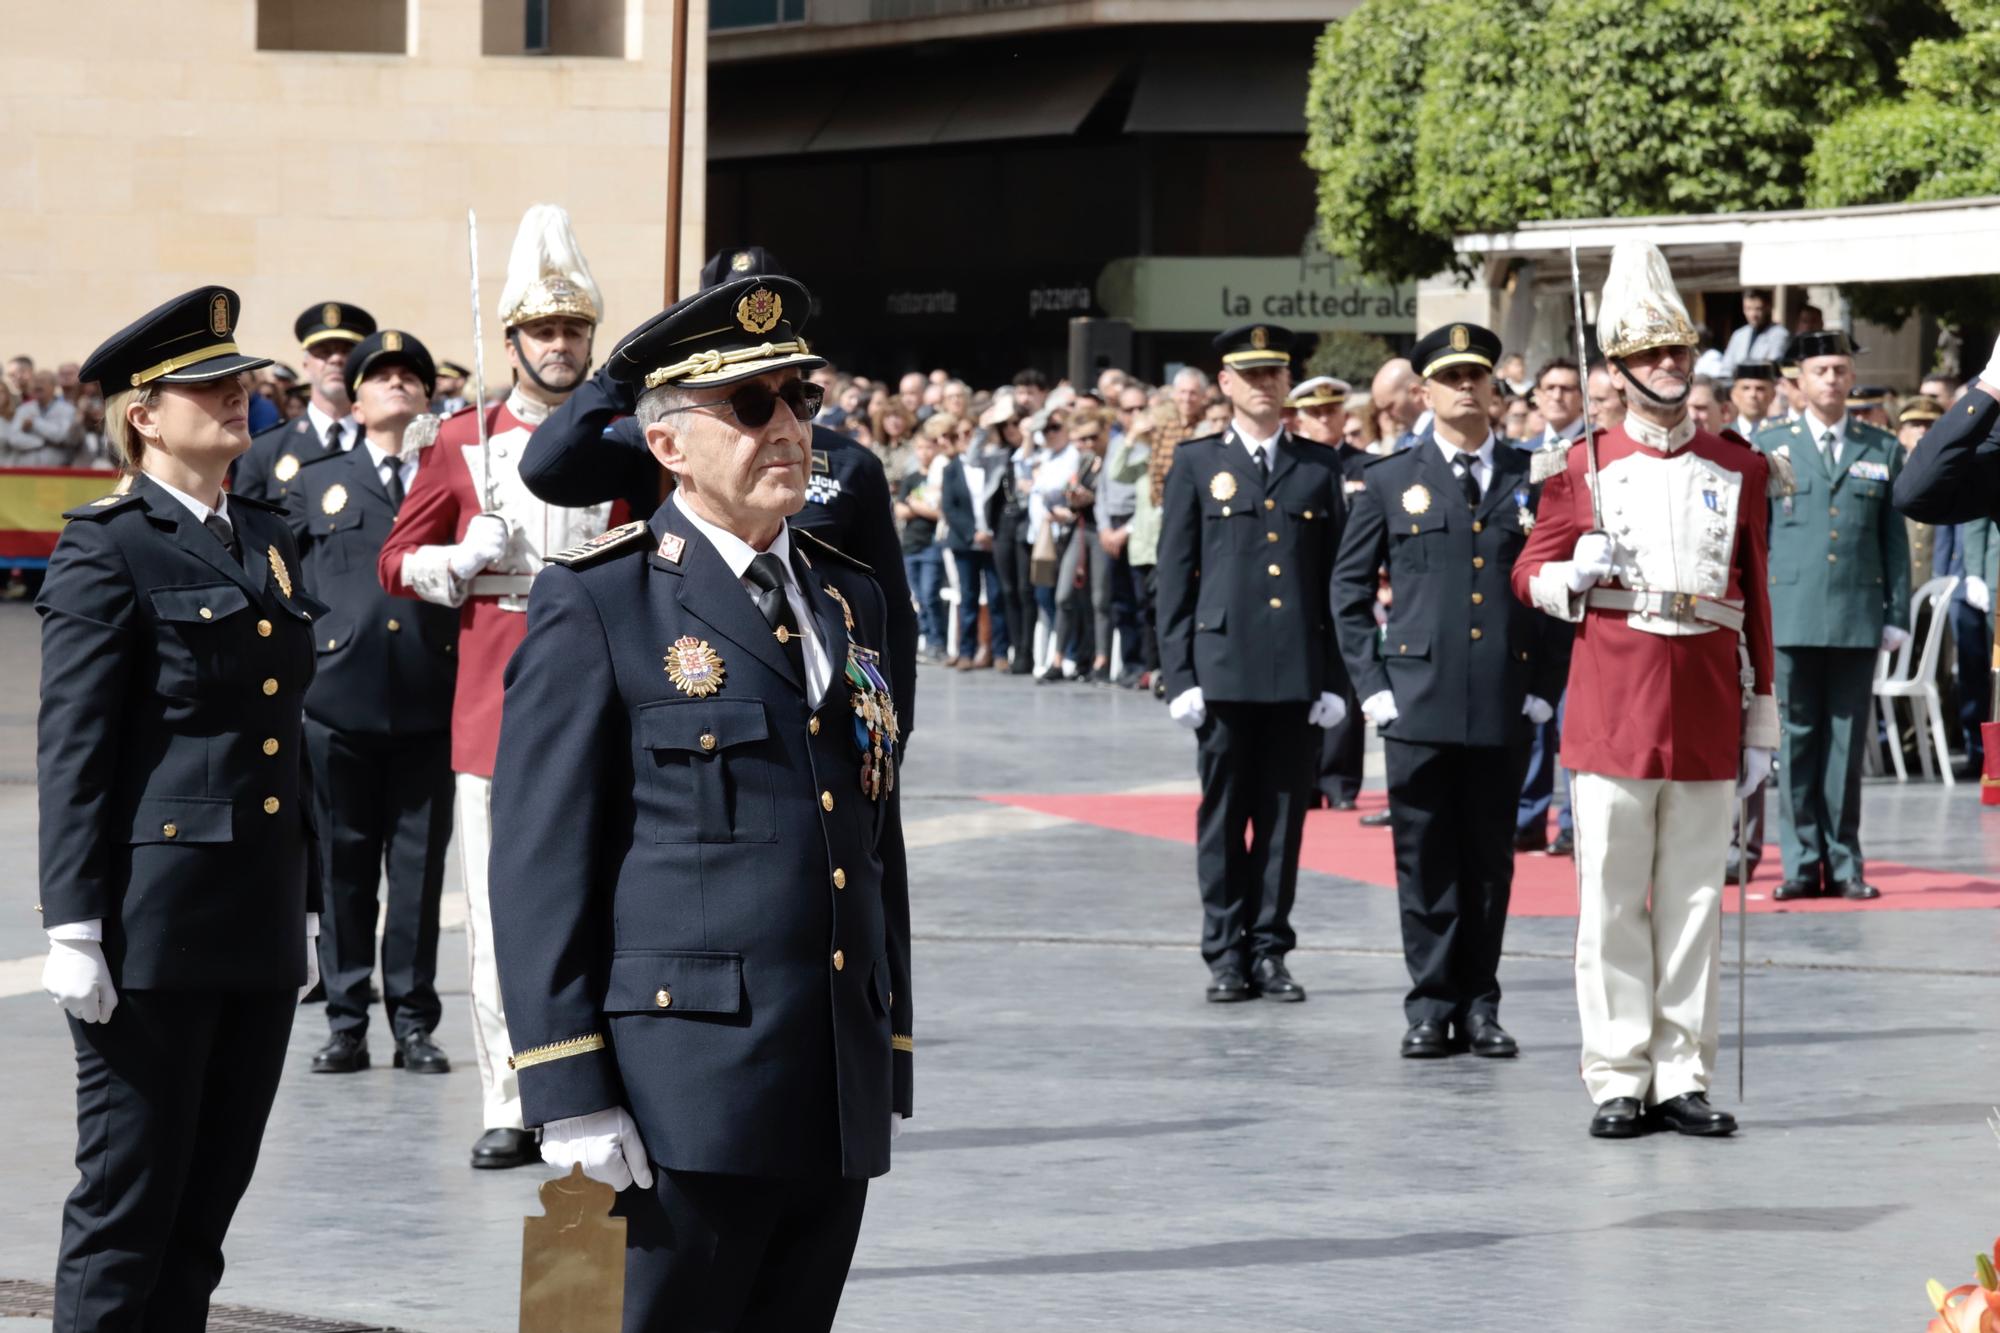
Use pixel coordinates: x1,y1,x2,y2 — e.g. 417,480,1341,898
1334,440,1568,748
235,414,335,505
1896,384,2000,526
488,501,912,1181
518,366,920,736
36,474,326,988
285,445,458,734
1155,427,1347,703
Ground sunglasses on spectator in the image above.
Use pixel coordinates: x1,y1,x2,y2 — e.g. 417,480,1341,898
659,379,825,428
1072,429,1103,444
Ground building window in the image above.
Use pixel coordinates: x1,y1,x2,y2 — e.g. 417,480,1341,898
257,0,408,53
712,0,806,30
484,0,627,56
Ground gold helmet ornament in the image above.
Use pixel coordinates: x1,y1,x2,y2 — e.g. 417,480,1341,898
1595,240,1698,361
497,203,604,331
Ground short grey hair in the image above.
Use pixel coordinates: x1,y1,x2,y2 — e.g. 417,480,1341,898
635,382,693,428
1173,366,1210,391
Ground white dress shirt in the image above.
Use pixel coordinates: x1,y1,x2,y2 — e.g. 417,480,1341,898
1434,433,1496,495
306,401,358,452
1233,417,1282,471
673,490,833,704
1804,409,1847,469
363,439,420,496
147,472,231,529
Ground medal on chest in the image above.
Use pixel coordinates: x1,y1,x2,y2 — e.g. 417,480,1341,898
1513,486,1533,534
845,644,898,801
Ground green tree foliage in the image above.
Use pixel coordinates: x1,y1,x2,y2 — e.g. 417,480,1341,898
1306,0,1896,284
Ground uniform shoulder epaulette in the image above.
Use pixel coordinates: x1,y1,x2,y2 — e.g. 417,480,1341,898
225,490,288,512
1179,430,1227,448
796,526,871,573
63,490,142,520
291,448,345,472
1359,449,1400,469
1529,438,1575,484
546,519,652,569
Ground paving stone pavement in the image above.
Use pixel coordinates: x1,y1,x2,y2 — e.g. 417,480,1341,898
1,600,1998,1330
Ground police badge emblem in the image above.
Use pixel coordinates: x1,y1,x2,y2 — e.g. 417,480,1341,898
1402,484,1431,515
664,636,725,698
1210,472,1237,502
731,251,752,272
274,454,301,483
210,294,231,337
322,303,342,330
383,331,403,352
322,482,348,516
268,547,293,598
1250,326,1269,351
736,288,782,336
656,533,686,564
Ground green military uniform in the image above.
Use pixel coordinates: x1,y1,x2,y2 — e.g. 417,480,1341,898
1756,412,1910,893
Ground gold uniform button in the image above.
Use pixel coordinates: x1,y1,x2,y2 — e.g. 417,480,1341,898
1829,507,1839,517
833,868,847,889
832,950,845,971
1266,532,1279,543
387,618,401,632
1303,509,1314,519
1471,593,1484,605
257,619,272,637
326,638,337,650
1470,628,1483,641
1828,531,1839,541
1473,556,1486,569
1267,564,1282,576
1827,553,1838,563
698,733,717,752
809,716,821,736
1269,597,1282,609
262,738,279,756
821,791,835,812
262,678,279,696
263,797,280,815
775,625,791,644
1264,498,1276,511
198,607,213,620
162,823,178,839
1221,505,1232,516
1472,521,1484,533
655,988,672,1009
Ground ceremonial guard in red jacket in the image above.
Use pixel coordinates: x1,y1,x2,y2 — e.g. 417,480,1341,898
1512,242,1780,1141
376,204,621,1170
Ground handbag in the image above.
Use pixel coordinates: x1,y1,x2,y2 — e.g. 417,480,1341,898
1030,521,1060,587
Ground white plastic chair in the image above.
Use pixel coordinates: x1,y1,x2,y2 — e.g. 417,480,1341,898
1873,574,1958,784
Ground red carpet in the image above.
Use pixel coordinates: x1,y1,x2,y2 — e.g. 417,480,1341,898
986,791,2000,916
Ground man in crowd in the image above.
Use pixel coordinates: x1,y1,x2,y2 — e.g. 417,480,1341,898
1756,330,1909,901
1514,242,1778,1140
1337,323,1563,1060
286,330,459,1078
377,204,618,1171
1370,356,1428,450
1587,362,1627,428
1287,376,1366,810
1722,288,1791,376
1728,361,1779,437
433,360,472,415
487,274,909,1329
235,303,376,503
1688,379,1720,432
1157,324,1348,1004
3,368,80,467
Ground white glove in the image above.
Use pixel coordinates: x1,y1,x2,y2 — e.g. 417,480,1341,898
301,912,320,1002
541,1106,654,1192
1168,686,1206,730
1969,578,1991,614
1564,532,1617,593
447,513,510,581
891,1112,904,1141
1880,624,1912,654
1306,692,1348,728
1522,695,1555,726
1738,746,1775,800
1361,690,1398,727
43,938,117,1024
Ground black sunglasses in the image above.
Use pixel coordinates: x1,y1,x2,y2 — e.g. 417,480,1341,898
664,379,824,429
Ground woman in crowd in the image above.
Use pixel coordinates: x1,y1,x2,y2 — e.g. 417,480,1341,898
1048,404,1111,684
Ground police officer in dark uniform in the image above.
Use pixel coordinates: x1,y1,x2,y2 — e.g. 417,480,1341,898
38,287,325,1331
234,302,376,503
1155,324,1349,1004
287,330,460,1077
1897,336,2000,526
1333,323,1568,1059
518,247,918,739
488,274,910,1332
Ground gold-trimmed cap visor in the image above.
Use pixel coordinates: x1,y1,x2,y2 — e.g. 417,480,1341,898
1287,376,1349,408
1410,322,1502,380
294,302,375,349
81,286,272,390
1214,322,1297,370
609,275,824,395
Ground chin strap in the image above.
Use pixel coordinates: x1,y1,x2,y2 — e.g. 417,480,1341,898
1612,355,1691,409
507,327,594,398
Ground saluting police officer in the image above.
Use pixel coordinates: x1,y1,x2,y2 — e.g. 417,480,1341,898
235,302,377,503
1333,323,1568,1059
287,330,460,1076
38,288,325,1330
1156,324,1349,1004
518,247,919,741
487,275,910,1332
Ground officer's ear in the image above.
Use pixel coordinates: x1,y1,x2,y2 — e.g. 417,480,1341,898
643,418,688,480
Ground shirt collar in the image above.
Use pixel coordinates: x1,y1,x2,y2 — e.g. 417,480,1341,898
1232,417,1282,457
673,489,793,584
306,401,356,443
145,471,228,526
1434,433,1495,470
506,388,552,427
1805,408,1847,444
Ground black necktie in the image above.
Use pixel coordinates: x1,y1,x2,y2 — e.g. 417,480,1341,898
384,461,405,510
745,552,807,688
324,420,343,453
1453,455,1481,507
1254,445,1269,480
203,513,241,564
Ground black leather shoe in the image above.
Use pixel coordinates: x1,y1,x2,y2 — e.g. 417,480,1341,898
1465,1017,1518,1058
311,1031,370,1074
1206,965,1256,1003
1359,808,1394,828
1829,879,1881,900
471,1127,540,1170
1589,1097,1646,1138
1400,1020,1453,1058
1547,830,1574,857
1773,877,1821,901
1250,956,1306,1002
1652,1091,1737,1136
393,1031,451,1074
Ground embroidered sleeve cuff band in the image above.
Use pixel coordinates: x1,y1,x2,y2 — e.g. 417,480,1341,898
892,1034,914,1053
508,1033,607,1071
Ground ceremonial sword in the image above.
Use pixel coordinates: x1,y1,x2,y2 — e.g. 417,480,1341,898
1566,232,1604,532
467,208,494,513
